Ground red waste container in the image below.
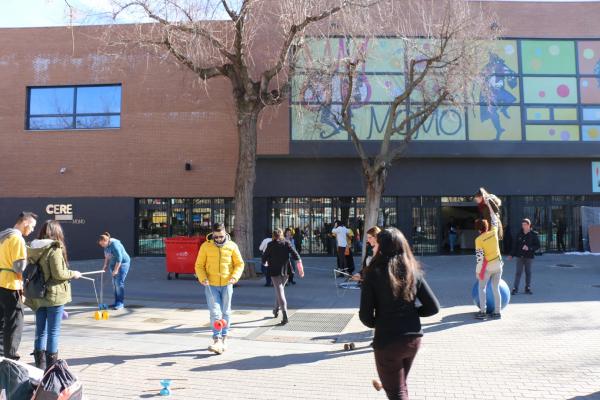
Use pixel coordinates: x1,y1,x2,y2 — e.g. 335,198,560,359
164,236,206,280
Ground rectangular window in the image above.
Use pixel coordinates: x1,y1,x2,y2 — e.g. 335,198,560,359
27,84,121,130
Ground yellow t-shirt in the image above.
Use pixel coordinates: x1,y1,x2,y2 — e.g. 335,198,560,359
0,233,26,290
475,227,500,263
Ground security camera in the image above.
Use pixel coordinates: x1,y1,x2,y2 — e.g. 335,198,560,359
59,167,67,175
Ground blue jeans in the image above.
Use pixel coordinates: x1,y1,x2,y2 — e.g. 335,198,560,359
111,264,130,307
449,233,457,252
204,284,233,338
35,305,64,353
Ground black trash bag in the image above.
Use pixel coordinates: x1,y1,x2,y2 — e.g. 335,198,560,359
32,360,83,400
0,359,35,400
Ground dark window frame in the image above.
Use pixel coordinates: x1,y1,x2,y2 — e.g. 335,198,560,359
26,83,122,131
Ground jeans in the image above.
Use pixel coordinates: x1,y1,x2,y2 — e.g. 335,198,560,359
514,257,533,291
448,233,457,252
111,263,130,307
34,305,64,353
0,288,23,359
374,336,422,400
205,284,233,338
478,259,503,314
337,247,348,271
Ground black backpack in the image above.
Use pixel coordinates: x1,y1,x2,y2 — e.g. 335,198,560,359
31,359,83,400
23,248,52,300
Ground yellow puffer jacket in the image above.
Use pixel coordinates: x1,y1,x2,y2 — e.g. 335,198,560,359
194,239,245,286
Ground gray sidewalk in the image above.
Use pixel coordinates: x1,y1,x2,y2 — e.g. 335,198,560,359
18,254,600,399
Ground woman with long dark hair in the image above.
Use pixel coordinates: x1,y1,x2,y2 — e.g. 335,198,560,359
25,220,81,370
359,227,440,400
262,229,303,325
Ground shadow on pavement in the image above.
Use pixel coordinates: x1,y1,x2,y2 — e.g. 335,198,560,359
568,393,600,400
190,348,372,372
422,311,483,333
66,349,212,367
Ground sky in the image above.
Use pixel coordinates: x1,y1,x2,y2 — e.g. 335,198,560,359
0,0,599,28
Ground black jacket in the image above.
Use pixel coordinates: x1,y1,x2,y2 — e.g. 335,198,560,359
261,239,300,277
511,230,541,259
359,256,440,349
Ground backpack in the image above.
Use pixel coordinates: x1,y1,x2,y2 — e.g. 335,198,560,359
31,359,83,400
23,248,52,300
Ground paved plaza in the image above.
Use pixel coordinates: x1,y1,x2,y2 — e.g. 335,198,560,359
17,254,600,399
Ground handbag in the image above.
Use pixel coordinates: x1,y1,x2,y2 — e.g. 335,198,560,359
23,248,52,300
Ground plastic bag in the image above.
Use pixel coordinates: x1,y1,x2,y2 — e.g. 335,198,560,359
32,359,83,400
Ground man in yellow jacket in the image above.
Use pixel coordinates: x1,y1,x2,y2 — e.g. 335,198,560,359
195,223,244,354
0,212,37,360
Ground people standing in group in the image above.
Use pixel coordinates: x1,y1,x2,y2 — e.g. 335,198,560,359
509,218,540,295
262,229,304,325
359,227,440,400
284,228,297,285
332,221,350,274
259,231,273,287
352,226,381,282
0,212,37,360
195,223,245,354
98,232,131,311
474,195,504,320
25,221,82,370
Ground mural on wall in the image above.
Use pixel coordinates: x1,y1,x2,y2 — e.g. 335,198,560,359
291,38,600,143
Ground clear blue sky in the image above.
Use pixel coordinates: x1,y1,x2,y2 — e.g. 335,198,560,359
1,0,599,28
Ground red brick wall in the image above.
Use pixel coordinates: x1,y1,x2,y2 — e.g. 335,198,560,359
0,1,598,197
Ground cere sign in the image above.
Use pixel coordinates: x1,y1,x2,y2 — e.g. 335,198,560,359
291,38,600,144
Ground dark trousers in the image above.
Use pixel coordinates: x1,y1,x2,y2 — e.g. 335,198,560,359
337,247,347,272
0,287,24,359
514,257,533,290
374,337,422,400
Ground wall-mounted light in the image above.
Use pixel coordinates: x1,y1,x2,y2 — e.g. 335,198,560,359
185,162,192,171
59,167,67,175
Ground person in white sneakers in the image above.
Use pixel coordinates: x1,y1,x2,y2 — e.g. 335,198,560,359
195,223,244,354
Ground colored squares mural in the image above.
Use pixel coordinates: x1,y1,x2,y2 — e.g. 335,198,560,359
523,77,577,104
525,125,579,141
469,106,522,140
583,126,600,141
411,105,466,141
521,40,576,75
291,38,600,145
578,41,600,74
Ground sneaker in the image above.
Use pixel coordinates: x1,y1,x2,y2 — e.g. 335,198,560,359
208,338,223,354
475,312,488,320
112,304,124,311
525,288,533,295
491,313,502,319
511,288,517,295
273,308,279,318
221,337,228,352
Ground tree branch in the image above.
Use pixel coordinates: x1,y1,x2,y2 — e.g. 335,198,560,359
159,34,224,80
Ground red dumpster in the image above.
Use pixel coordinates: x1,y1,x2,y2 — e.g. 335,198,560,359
164,236,206,280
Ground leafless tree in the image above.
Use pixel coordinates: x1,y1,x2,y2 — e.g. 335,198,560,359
294,0,500,257
89,0,380,264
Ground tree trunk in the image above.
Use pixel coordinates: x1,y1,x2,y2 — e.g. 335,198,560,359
233,105,259,279
361,166,386,262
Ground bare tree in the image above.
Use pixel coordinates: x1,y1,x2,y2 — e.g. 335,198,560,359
294,0,499,257
90,0,380,264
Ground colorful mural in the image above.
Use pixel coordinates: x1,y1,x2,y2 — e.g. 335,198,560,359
291,38,600,143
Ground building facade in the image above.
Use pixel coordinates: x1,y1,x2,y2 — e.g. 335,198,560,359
1,2,600,259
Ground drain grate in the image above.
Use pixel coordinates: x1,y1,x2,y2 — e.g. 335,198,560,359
272,313,354,333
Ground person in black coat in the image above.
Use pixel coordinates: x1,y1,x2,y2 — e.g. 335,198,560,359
262,229,304,325
508,218,541,295
360,227,440,400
